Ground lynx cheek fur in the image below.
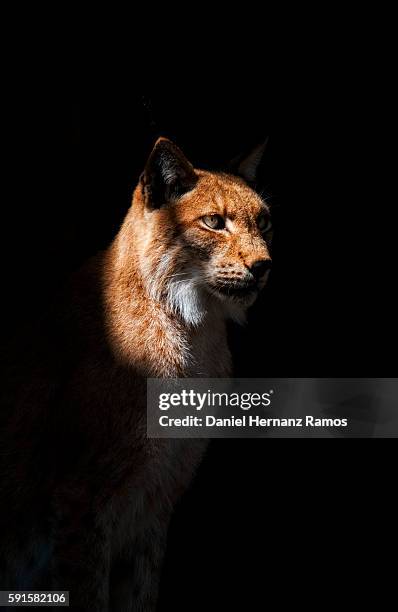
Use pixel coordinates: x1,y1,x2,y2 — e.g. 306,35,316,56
0,139,271,611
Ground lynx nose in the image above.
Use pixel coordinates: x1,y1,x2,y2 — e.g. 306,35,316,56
249,259,272,281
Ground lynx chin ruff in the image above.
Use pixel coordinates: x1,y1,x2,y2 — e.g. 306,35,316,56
0,138,272,611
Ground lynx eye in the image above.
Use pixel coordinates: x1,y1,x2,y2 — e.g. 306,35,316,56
202,214,225,230
258,216,272,233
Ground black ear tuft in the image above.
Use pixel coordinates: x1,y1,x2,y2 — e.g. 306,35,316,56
230,138,269,185
141,138,198,208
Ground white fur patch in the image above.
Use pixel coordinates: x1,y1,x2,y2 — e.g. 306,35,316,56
142,246,207,327
166,278,207,327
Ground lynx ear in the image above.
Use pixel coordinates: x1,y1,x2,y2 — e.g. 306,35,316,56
231,138,269,184
141,138,198,208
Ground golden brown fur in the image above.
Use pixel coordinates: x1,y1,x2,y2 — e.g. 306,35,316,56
0,138,272,611
102,139,271,377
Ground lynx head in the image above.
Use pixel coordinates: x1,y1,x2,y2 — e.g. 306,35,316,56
134,138,272,326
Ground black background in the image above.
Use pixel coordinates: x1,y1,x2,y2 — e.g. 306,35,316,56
3,86,393,376
1,54,395,608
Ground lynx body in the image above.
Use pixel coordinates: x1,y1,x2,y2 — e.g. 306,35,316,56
0,139,271,611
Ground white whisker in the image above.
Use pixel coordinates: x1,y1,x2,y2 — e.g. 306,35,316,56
166,272,191,280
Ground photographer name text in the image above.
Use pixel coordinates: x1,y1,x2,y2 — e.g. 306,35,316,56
158,415,348,428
